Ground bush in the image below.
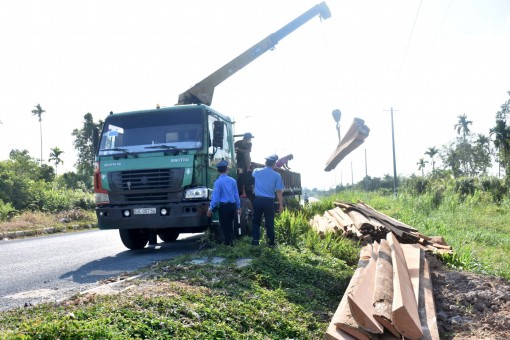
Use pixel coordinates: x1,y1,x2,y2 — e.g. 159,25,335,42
0,200,16,221
454,177,476,198
429,183,446,208
480,176,507,202
283,197,301,212
404,176,429,195
276,210,310,248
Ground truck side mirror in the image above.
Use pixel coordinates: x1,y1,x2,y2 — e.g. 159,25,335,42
212,121,224,148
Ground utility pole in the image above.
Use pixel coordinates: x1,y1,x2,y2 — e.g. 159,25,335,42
384,107,398,198
365,148,368,191
332,109,342,144
351,161,354,187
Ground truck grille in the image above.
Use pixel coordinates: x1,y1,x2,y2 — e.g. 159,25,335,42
108,168,185,203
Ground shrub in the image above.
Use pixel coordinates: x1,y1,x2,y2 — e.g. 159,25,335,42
0,200,17,221
429,183,446,208
480,176,507,202
283,197,301,212
276,210,310,248
404,176,429,195
454,177,476,198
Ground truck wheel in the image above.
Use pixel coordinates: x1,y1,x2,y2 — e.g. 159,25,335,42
240,197,253,236
119,229,149,250
158,230,179,242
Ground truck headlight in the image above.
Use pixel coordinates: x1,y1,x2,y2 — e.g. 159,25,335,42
184,187,208,200
95,193,110,204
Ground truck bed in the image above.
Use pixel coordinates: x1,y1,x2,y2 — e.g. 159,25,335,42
251,162,302,197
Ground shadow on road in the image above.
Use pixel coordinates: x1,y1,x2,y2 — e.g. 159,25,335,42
59,234,203,284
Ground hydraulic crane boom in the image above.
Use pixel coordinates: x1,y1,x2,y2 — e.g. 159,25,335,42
177,2,331,106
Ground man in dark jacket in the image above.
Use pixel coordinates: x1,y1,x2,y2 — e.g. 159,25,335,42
235,132,254,173
235,132,254,197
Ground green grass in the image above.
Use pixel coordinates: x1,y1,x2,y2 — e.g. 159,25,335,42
1,189,510,338
332,190,510,279
0,239,355,339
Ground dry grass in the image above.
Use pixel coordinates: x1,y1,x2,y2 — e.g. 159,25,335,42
0,210,96,234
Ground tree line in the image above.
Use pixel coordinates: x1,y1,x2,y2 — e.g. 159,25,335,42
417,91,510,183
0,109,102,220
308,91,510,199
2,92,510,219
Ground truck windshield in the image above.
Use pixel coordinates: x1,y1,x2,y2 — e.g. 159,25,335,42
98,110,203,156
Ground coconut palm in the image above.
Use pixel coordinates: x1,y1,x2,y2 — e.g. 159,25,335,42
31,104,46,166
454,114,473,143
490,120,510,176
424,146,439,172
417,158,427,176
49,147,64,176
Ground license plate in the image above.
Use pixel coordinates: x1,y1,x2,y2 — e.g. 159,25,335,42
133,208,157,215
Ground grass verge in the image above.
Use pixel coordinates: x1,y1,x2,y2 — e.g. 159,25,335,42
0,210,97,239
0,238,356,339
2,189,510,337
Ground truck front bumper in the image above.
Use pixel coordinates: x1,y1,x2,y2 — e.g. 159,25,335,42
96,201,210,230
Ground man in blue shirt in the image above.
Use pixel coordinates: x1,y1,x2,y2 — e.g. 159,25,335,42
251,154,284,247
207,160,241,246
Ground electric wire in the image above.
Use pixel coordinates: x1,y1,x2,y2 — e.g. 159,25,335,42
396,0,423,82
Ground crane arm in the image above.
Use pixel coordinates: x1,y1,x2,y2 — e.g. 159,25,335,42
177,2,331,106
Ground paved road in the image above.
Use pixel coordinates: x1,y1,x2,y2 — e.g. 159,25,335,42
0,229,203,311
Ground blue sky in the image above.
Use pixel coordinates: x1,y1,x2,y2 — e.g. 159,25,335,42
1,0,509,190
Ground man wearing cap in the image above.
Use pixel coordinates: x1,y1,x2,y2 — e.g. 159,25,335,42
235,132,254,197
251,154,284,247
207,160,241,246
235,132,254,173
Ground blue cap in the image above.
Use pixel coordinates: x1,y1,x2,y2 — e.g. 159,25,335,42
265,154,279,162
244,132,254,139
216,160,229,168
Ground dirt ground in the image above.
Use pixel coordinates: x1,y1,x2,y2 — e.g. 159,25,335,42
427,255,510,339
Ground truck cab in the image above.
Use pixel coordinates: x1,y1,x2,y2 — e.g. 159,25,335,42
94,105,234,249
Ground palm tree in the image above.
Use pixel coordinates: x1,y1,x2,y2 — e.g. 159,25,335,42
31,104,46,166
417,158,427,176
476,134,490,150
424,146,439,172
454,114,473,143
49,147,64,176
490,120,510,177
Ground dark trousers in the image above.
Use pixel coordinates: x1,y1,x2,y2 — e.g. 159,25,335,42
252,197,275,245
219,203,236,246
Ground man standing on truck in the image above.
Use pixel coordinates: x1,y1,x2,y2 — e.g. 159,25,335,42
207,160,241,246
235,132,254,197
251,154,284,247
235,132,254,172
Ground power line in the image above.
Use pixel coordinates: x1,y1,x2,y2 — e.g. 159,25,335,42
432,0,454,47
395,0,423,81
